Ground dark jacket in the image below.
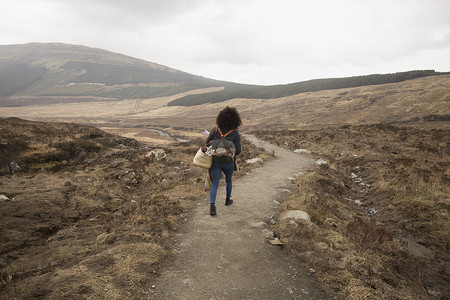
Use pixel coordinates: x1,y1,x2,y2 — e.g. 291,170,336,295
205,127,241,157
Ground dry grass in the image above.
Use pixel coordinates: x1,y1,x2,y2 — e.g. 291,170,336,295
255,122,449,299
2,75,448,298
0,118,269,299
2,75,449,135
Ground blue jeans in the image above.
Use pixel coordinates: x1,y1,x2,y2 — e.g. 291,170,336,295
210,161,234,204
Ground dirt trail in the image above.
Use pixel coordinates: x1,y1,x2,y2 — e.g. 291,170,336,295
150,135,329,299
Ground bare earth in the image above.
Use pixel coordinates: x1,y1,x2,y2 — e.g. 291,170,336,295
149,135,329,299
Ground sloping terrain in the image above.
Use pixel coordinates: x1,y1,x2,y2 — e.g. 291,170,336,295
2,117,448,299
1,74,448,143
254,122,449,299
0,118,270,299
0,43,224,101
167,70,446,106
119,74,449,132
0,44,449,299
1,43,446,108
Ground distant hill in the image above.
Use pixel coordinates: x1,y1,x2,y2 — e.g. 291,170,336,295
0,43,227,104
167,70,448,106
0,43,447,107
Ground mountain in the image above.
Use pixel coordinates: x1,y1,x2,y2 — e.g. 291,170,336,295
167,70,448,106
0,43,226,104
1,43,448,108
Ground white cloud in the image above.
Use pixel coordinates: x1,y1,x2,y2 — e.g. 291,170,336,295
1,0,449,84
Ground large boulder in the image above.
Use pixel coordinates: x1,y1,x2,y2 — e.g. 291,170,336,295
9,162,21,173
280,210,311,222
315,159,328,166
246,158,263,164
294,149,311,154
146,149,167,161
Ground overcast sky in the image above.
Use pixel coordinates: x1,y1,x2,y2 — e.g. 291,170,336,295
1,0,449,85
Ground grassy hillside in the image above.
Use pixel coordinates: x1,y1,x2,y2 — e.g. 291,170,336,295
1,43,447,107
0,62,47,97
0,43,226,102
167,70,448,106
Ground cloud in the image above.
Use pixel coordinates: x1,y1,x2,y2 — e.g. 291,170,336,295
1,0,449,84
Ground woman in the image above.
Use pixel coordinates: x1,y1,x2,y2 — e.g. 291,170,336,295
205,106,242,216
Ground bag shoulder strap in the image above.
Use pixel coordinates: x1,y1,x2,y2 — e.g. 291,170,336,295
204,128,216,146
217,128,234,137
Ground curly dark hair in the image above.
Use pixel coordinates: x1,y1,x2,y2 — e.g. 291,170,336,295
216,106,242,130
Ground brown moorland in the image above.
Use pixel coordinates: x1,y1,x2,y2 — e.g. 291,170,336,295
0,118,270,299
0,74,449,299
254,122,449,299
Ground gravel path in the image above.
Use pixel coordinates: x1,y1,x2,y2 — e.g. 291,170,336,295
149,135,329,299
